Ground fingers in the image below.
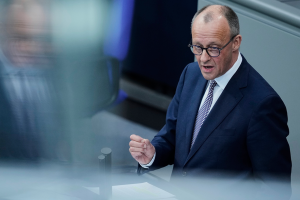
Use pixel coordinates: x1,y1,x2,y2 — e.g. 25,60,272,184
143,139,151,146
130,151,143,157
129,140,146,149
129,135,153,151
141,139,154,151
130,134,144,142
129,147,144,153
129,149,144,161
129,135,150,146
129,135,155,164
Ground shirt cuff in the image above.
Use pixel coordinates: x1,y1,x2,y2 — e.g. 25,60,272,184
139,152,156,168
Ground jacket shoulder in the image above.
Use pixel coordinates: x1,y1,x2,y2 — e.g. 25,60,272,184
238,56,280,100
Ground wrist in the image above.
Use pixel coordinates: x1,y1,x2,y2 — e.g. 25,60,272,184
140,152,156,168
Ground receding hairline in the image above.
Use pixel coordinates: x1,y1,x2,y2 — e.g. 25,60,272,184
203,11,214,23
192,6,230,35
191,5,240,37
192,5,224,26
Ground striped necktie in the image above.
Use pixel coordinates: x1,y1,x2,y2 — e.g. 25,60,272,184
191,80,217,147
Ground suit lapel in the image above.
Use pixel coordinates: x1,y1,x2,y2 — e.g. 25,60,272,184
184,57,249,166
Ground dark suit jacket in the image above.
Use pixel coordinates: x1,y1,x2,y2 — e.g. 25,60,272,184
0,61,62,160
138,55,291,198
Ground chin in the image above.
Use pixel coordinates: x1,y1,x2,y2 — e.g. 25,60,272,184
201,73,215,80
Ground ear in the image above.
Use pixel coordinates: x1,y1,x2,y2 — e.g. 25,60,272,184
232,35,242,52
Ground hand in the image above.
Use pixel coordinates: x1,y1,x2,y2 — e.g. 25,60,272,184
129,134,156,165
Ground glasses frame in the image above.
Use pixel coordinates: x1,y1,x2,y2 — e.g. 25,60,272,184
188,35,237,57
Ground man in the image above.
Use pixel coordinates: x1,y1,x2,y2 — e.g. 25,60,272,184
0,0,60,160
129,5,291,199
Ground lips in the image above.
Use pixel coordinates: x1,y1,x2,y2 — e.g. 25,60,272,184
202,65,214,73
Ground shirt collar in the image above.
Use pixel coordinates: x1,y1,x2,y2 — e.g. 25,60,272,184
214,52,242,89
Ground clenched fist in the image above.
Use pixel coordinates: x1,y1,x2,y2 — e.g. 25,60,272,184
129,134,156,165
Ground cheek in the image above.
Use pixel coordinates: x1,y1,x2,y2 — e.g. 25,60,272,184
196,58,202,68
215,57,227,72
212,58,221,69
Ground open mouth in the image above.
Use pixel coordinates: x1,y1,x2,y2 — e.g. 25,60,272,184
203,66,213,69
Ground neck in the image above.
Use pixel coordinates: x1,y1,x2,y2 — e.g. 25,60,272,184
230,51,239,67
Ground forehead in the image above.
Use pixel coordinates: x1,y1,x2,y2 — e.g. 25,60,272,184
7,2,49,37
192,13,230,45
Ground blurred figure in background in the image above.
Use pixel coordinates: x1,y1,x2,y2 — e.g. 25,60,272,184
0,0,118,164
0,0,61,161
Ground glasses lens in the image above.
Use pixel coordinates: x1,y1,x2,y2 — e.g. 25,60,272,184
191,45,202,55
207,47,219,57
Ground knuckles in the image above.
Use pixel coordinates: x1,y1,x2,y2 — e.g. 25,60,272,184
129,147,145,153
129,141,145,148
129,141,133,146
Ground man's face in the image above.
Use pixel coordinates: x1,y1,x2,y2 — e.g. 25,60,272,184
192,14,236,80
4,1,51,67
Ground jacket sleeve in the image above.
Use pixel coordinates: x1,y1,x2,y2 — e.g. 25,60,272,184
247,94,292,199
143,65,189,172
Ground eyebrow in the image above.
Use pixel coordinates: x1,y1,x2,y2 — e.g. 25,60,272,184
193,41,220,47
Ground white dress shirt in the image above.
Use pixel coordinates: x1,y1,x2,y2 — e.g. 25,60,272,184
141,53,243,168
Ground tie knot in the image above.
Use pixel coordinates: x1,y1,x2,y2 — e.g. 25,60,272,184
209,80,217,89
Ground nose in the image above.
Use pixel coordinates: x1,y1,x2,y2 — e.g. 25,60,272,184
200,49,211,63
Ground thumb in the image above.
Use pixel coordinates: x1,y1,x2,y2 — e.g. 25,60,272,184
143,139,151,146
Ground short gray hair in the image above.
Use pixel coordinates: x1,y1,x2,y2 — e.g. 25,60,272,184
191,5,240,37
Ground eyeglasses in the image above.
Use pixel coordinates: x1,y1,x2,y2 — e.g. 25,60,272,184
188,35,236,57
